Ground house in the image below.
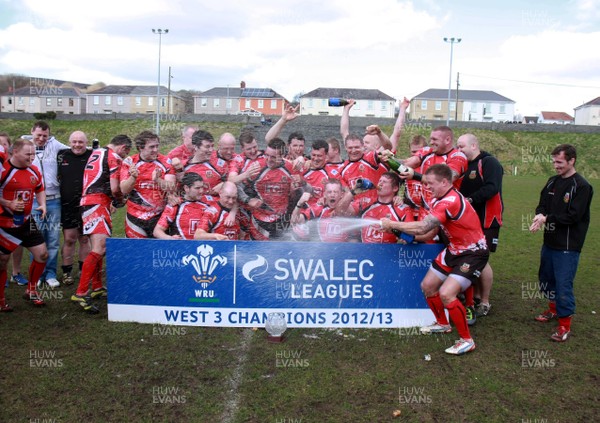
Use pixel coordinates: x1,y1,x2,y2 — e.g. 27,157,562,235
410,89,515,122
194,82,287,116
0,84,87,114
299,88,395,118
574,96,600,125
86,85,185,115
523,116,539,124
538,111,574,125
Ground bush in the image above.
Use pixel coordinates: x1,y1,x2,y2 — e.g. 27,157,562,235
33,111,57,120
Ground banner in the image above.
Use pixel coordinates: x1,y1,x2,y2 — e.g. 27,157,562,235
106,239,443,328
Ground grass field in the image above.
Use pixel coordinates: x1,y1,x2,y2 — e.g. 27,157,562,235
1,179,598,422
0,118,598,422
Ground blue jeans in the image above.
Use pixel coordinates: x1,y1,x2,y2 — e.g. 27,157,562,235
31,197,62,280
538,245,579,317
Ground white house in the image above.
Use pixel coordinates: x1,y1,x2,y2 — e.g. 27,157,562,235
574,97,600,125
300,88,396,118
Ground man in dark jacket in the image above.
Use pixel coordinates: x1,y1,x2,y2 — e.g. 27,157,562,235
458,134,504,318
529,144,593,342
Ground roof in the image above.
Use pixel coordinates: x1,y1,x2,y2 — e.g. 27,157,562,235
301,87,395,101
540,111,573,121
87,85,174,96
198,87,285,99
2,86,84,97
574,96,600,110
413,88,515,103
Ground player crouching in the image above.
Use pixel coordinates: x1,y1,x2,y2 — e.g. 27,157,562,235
381,164,489,355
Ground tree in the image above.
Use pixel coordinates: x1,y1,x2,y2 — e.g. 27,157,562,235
0,73,30,94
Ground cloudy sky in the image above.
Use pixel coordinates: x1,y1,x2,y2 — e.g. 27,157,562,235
1,0,599,116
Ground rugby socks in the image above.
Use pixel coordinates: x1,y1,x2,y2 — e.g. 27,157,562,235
62,264,73,276
464,285,474,307
425,293,449,326
558,316,572,331
0,270,6,305
446,299,471,340
28,260,46,292
91,256,104,291
77,252,102,296
548,301,557,315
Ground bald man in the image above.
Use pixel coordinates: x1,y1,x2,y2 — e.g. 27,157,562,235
457,133,504,317
57,131,93,285
195,181,268,241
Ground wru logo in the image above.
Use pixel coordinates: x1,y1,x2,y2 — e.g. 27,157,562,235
182,245,227,288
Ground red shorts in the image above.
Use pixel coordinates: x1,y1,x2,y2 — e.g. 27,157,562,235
0,219,46,254
82,204,113,236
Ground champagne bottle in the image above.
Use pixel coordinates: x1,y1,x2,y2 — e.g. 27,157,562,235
328,98,350,107
13,193,24,226
387,156,409,173
352,178,375,194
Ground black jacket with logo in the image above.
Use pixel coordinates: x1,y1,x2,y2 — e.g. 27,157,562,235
535,173,593,252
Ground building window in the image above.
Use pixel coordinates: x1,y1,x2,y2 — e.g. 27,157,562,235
117,96,124,106
499,104,505,114
213,98,220,108
449,101,456,111
321,99,327,108
245,99,251,108
258,99,264,108
271,100,277,109
308,99,313,108
93,96,99,105
29,98,35,106
421,100,427,110
69,98,74,107
161,97,166,107
136,97,141,106
201,98,207,107
57,98,63,106
46,98,52,106
18,97,24,106
470,102,477,112
148,97,154,106
367,100,374,110
484,103,491,115
381,101,387,111
105,96,111,106
226,98,232,110
435,101,442,111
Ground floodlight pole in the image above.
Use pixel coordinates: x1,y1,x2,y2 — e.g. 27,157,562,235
152,28,168,135
443,37,461,126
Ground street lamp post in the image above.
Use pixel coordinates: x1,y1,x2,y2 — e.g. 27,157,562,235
443,37,461,126
152,28,168,135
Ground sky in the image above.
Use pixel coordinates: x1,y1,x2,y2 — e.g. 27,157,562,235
1,0,599,117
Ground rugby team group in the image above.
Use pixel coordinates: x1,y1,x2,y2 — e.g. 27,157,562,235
0,98,592,355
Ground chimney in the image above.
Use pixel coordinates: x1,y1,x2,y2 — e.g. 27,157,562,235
240,81,246,89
